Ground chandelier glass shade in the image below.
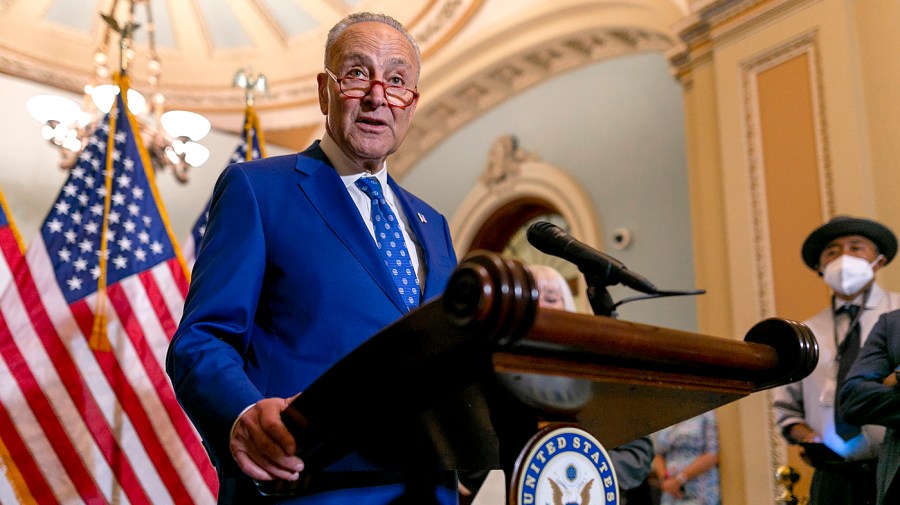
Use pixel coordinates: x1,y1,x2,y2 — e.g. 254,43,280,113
90,84,147,115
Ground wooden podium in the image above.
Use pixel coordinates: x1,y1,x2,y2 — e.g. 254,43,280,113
268,252,818,494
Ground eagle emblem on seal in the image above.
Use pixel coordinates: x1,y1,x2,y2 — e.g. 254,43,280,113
548,463,594,505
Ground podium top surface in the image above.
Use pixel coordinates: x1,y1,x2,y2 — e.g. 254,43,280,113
280,252,817,473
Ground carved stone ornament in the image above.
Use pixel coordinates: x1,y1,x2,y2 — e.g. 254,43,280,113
480,134,538,187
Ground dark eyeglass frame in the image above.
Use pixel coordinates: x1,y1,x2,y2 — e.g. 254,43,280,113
325,68,419,109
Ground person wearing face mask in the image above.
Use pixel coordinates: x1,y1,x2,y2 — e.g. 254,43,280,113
773,216,900,505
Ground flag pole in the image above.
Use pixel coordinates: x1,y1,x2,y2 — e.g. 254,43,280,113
89,5,139,352
88,73,128,353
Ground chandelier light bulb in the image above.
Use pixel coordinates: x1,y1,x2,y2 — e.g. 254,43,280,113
180,141,210,167
51,123,68,141
232,70,249,89
62,131,82,152
165,146,181,165
255,75,269,95
165,145,182,165
164,138,209,167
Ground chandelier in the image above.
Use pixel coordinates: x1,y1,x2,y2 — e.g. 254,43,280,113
25,0,210,184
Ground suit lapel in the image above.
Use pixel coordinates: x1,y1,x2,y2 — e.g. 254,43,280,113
293,146,408,313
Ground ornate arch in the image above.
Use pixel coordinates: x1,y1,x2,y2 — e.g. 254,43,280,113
450,135,602,291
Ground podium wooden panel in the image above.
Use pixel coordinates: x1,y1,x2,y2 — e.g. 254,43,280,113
270,252,817,493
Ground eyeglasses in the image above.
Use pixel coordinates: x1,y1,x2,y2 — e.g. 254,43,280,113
325,69,419,109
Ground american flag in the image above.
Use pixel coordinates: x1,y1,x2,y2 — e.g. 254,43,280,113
0,84,217,504
182,108,265,270
0,189,23,292
0,187,36,505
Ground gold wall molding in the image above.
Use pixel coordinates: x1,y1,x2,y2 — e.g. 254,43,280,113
669,0,820,85
741,23,834,500
742,33,810,497
741,30,830,319
740,29,832,499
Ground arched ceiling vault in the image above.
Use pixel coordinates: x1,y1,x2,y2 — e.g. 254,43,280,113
0,0,689,170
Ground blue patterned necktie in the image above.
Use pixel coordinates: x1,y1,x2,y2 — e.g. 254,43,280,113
834,304,862,440
355,177,420,310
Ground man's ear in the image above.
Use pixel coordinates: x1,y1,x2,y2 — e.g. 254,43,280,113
874,254,887,270
317,73,329,115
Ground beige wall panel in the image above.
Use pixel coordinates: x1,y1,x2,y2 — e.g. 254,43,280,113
754,50,830,499
756,54,829,321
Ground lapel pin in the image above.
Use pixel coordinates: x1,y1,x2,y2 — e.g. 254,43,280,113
417,212,427,223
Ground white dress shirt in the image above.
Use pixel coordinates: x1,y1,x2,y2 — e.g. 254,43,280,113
319,133,424,285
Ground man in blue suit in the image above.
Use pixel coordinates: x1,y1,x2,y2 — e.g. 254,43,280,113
840,311,900,505
167,12,458,504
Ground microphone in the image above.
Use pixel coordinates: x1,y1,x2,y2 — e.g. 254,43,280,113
526,221,658,294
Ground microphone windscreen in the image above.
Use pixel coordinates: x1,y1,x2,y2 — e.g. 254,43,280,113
526,221,566,254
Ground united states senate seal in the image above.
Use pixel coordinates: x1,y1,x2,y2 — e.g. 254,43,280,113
510,424,618,505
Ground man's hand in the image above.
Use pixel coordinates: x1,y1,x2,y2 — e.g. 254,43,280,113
787,423,819,444
230,396,305,481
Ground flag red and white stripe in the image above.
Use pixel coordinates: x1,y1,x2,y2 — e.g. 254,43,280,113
0,78,217,504
0,186,45,505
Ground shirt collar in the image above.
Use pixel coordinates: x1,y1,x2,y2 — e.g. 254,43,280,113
834,282,883,311
320,131,388,178
320,132,390,191
863,282,885,309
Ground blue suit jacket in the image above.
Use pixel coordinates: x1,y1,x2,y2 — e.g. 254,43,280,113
840,310,900,505
167,143,458,503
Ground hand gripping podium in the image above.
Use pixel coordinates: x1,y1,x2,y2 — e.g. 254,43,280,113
264,252,818,496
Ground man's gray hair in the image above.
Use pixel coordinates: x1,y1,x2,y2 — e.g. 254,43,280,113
325,12,421,80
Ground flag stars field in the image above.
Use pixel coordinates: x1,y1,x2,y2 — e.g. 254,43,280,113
41,110,174,300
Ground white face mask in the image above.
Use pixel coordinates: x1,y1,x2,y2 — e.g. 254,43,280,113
822,254,882,297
